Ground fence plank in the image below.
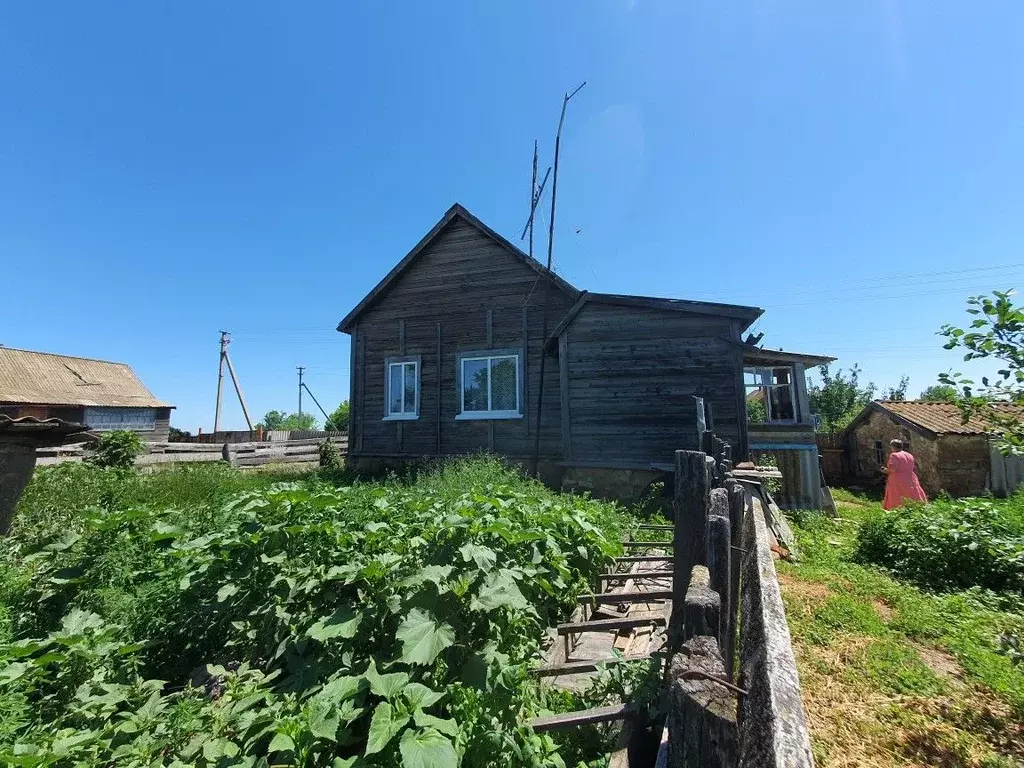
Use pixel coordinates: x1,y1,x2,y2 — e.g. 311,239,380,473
672,450,710,648
667,636,737,768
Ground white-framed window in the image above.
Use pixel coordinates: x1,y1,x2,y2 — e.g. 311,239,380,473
456,349,522,420
744,367,796,424
384,356,420,421
83,407,157,431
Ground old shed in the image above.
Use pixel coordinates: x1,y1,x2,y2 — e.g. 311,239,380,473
0,347,175,442
844,400,1024,497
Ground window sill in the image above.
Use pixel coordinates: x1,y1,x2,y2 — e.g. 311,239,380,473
382,414,419,422
455,412,523,421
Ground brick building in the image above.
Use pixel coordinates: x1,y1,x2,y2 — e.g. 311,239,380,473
843,400,1024,497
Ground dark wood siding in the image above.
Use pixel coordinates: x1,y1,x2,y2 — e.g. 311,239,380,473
563,304,744,465
351,218,574,459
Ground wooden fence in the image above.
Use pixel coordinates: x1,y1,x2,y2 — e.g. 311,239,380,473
664,436,814,768
181,429,347,444
35,436,348,469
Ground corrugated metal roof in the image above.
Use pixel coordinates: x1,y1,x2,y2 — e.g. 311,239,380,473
0,347,172,408
0,415,96,445
877,400,1024,435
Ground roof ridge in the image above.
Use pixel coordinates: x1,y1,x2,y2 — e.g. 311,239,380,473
0,346,130,367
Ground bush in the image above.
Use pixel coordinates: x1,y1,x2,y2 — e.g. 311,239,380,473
0,457,627,766
85,430,145,469
855,495,1024,594
318,438,343,470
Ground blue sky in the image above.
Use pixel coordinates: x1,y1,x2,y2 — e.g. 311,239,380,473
2,2,1021,431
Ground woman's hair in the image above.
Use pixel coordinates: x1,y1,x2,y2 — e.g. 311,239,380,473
889,438,904,450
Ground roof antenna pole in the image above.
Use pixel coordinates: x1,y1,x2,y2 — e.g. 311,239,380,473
533,81,586,477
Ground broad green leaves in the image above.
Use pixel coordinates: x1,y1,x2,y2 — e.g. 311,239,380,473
470,570,529,612
364,658,410,699
307,607,363,642
399,727,458,768
396,609,455,665
365,702,410,755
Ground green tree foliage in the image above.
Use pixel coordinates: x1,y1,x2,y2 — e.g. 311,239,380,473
919,384,958,402
168,426,193,441
327,401,350,432
940,290,1024,454
808,364,877,433
84,430,145,469
746,397,767,425
882,375,910,401
259,410,318,431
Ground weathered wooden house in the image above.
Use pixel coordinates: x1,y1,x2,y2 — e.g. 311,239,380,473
339,204,831,506
0,347,174,442
843,400,1024,497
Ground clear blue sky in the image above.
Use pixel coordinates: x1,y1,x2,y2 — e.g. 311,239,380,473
2,2,1021,432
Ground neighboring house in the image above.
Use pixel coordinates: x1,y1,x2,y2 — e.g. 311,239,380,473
843,400,1024,497
338,203,831,505
0,347,174,442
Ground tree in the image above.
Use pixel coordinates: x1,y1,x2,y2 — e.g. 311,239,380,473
940,289,1024,453
807,363,877,433
258,410,317,431
327,400,350,432
919,384,958,402
882,375,909,401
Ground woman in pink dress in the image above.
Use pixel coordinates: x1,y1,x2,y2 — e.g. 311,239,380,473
882,439,928,510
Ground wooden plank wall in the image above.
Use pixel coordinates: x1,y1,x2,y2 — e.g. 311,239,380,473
563,304,743,466
351,218,575,460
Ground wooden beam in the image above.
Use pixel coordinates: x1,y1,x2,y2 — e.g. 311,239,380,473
530,703,638,732
622,541,671,548
637,524,673,531
578,590,673,605
616,555,672,564
559,332,572,461
557,615,667,635
599,571,672,582
530,653,656,677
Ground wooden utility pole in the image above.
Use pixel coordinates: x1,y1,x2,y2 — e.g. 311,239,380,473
214,331,228,432
533,81,586,474
297,366,305,417
213,331,254,432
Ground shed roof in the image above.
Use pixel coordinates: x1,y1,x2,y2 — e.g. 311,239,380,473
0,347,173,408
337,203,581,333
846,400,1024,437
548,291,764,341
741,346,836,367
0,415,96,447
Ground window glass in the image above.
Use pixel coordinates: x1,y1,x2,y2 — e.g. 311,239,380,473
403,362,417,412
389,364,403,414
744,365,797,423
462,359,489,411
768,384,795,421
83,407,157,431
490,357,517,411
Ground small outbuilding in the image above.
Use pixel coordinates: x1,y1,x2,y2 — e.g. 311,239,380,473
843,400,1024,497
0,347,174,442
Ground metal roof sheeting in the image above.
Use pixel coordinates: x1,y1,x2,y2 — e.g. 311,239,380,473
877,400,1024,435
0,347,172,408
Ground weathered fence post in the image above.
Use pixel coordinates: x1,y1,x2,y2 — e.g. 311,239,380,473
706,488,731,665
724,479,746,681
683,565,721,642
221,442,234,466
667,636,738,768
672,450,711,648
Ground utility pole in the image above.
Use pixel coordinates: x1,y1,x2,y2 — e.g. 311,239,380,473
214,331,229,432
297,366,305,417
212,331,254,433
533,82,586,474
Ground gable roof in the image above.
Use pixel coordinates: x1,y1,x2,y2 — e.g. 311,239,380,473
337,203,581,333
844,400,1024,438
548,291,764,342
0,347,173,408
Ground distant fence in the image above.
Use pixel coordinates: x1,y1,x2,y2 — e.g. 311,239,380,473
35,435,348,469
179,429,347,444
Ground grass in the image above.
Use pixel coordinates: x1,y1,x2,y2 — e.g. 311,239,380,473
780,489,1024,767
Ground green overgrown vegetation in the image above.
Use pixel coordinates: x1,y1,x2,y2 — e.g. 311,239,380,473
0,457,629,767
781,490,1024,766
